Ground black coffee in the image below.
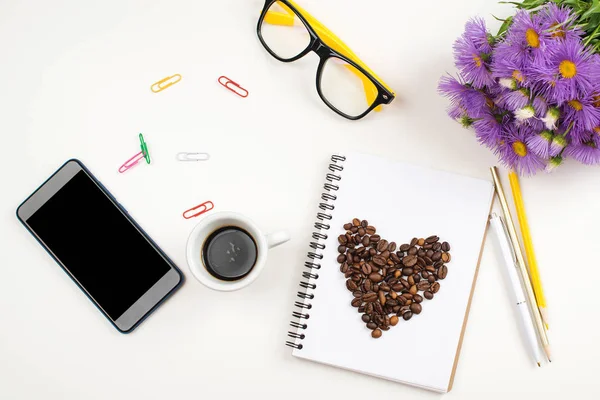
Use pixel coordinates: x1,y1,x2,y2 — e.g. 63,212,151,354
202,226,258,281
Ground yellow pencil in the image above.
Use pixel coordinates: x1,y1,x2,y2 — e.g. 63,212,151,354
508,171,549,329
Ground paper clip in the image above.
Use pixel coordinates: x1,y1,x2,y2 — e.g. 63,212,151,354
183,201,214,219
218,76,248,98
118,133,151,173
151,74,182,93
177,152,210,161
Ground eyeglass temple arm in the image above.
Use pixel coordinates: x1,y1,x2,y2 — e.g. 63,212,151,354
264,2,395,108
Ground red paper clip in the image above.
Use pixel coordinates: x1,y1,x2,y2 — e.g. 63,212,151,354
218,76,248,98
183,201,214,219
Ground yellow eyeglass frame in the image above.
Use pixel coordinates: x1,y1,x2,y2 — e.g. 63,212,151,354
258,0,395,120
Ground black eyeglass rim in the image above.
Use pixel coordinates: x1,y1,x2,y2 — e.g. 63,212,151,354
256,0,395,121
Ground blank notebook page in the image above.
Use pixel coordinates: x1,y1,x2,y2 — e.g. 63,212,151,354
292,153,494,392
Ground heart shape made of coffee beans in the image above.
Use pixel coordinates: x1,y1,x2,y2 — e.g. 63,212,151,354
337,218,452,339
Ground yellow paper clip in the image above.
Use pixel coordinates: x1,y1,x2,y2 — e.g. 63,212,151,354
151,74,182,93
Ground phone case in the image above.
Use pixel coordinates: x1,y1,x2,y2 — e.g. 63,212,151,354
16,158,185,334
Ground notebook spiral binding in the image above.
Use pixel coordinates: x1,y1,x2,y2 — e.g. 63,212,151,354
286,155,346,350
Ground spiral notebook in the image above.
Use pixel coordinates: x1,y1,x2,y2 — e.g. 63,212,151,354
287,153,494,392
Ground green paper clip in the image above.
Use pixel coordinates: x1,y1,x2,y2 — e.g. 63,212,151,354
139,133,150,164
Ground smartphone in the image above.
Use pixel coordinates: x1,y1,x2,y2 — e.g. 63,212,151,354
16,159,184,333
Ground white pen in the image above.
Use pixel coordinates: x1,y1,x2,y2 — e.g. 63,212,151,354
490,213,544,367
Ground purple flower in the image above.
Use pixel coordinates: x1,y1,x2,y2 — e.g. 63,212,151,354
463,18,494,54
491,42,528,84
526,130,553,158
530,39,596,104
533,96,548,117
495,88,531,111
506,10,552,56
539,4,583,42
496,124,546,175
453,30,494,89
473,111,509,149
562,97,600,132
564,134,600,165
550,135,568,156
438,75,490,119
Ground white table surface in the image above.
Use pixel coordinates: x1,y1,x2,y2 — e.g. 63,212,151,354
1,0,599,398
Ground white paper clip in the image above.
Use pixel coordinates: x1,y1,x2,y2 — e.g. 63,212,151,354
176,152,210,161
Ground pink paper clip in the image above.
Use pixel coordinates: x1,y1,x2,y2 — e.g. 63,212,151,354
118,151,145,173
183,201,214,219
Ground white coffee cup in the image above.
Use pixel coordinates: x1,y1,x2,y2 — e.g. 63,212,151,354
186,211,290,291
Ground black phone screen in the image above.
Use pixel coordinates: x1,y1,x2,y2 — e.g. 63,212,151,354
26,170,171,320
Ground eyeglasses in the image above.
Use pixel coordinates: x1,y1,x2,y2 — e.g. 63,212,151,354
257,0,395,120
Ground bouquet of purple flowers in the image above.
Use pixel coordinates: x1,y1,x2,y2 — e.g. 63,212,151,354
439,1,600,175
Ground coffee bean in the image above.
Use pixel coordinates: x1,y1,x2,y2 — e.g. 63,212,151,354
351,298,362,307
431,282,440,293
370,234,381,243
392,283,403,292
401,279,411,290
424,291,434,300
352,291,363,298
413,294,423,303
367,322,378,330
426,249,434,258
338,235,348,245
403,311,413,321
407,275,415,286
364,292,378,303
432,251,442,261
364,279,373,292
442,242,451,251
417,281,430,291
361,264,372,275
428,275,436,283
417,249,426,257
386,299,398,306
402,255,418,267
402,267,414,276
338,245,347,254
438,265,448,279
423,243,433,250
352,218,361,227
346,253,353,263
362,314,370,323
422,256,433,265
380,283,390,292
377,239,389,252
417,238,425,246
371,329,382,338
358,228,366,237
369,248,377,256
358,306,366,313
380,250,390,260
337,254,346,263
408,246,418,256
372,256,386,267
344,270,353,278
378,291,386,305
350,226,358,233
362,236,370,247
390,315,399,326
346,280,358,291
388,242,397,252
410,238,418,246
432,242,442,251
426,265,436,272
361,219,368,228
390,253,401,263
366,303,374,315
400,244,410,252
365,226,376,235
421,271,430,278
351,274,361,282
413,274,421,283
442,252,451,263
426,235,439,244
343,223,352,230
410,303,422,314
409,285,418,294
